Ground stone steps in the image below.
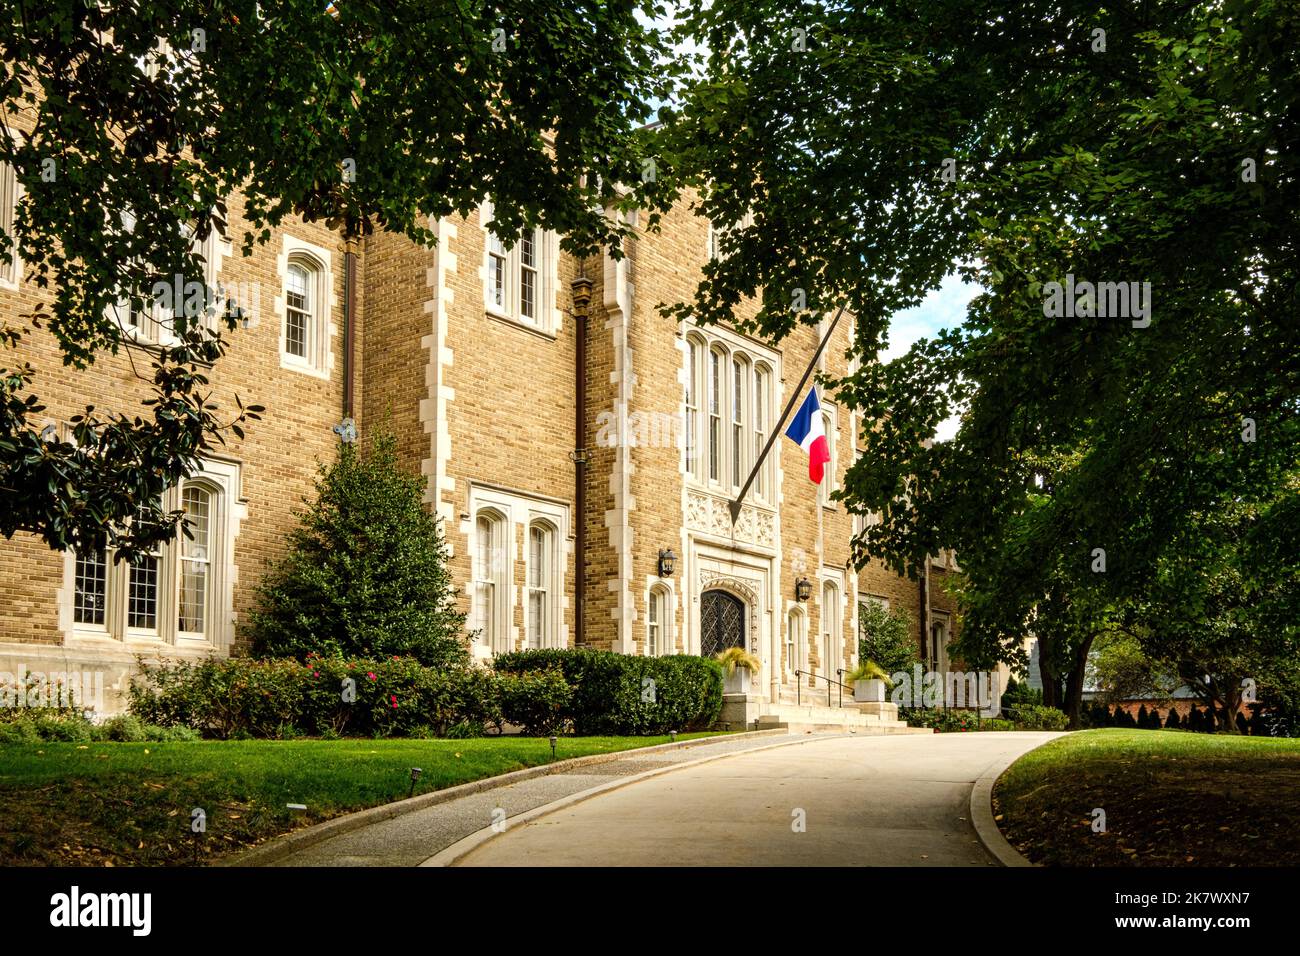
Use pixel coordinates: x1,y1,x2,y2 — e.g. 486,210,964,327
756,700,929,736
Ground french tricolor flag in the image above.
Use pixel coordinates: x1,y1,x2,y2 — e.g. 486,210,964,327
785,388,831,484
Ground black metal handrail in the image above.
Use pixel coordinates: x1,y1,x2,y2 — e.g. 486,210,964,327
794,669,850,708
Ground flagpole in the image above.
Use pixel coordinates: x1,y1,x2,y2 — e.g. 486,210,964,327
728,303,848,524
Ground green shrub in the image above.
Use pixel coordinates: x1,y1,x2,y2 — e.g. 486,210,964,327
0,720,39,743
1001,677,1044,707
98,714,147,742
497,668,572,735
1008,704,1069,730
493,649,723,735
857,601,919,677
128,654,500,739
248,431,467,669
899,707,1015,732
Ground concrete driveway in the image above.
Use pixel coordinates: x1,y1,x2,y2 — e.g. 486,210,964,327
446,731,1059,867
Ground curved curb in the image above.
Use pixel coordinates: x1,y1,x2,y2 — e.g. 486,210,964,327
420,732,852,867
220,729,789,867
968,732,1066,867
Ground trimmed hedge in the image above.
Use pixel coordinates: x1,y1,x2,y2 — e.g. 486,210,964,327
129,655,503,739
1007,704,1070,730
492,648,723,735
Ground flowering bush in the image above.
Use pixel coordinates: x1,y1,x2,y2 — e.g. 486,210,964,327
129,654,501,739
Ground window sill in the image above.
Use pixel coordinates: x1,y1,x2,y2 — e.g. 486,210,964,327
279,353,331,380
485,309,557,341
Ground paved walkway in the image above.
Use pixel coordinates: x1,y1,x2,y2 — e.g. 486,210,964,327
450,732,1059,867
264,732,827,866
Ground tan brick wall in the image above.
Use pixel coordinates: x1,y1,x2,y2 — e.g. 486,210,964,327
0,188,353,655
1,156,961,709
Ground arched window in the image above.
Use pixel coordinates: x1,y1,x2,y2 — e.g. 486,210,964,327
284,261,313,359
754,363,771,499
281,242,330,373
819,409,837,506
177,484,212,635
786,608,803,676
65,461,237,647
526,521,555,649
731,355,748,490
685,336,701,478
708,347,723,483
647,584,672,656
473,511,505,652
1,128,22,288
820,580,840,676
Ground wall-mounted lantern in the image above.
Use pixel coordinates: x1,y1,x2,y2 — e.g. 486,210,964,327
795,577,812,602
658,548,677,578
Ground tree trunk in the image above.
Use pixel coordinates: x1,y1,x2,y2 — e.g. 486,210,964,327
1061,633,1096,730
1037,632,1060,709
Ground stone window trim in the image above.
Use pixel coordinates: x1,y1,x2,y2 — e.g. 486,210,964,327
818,569,845,677
471,507,509,655
785,603,806,678
276,235,334,378
59,457,242,653
682,324,778,505
0,125,24,291
525,518,560,650
479,200,561,337
103,207,229,349
464,483,570,654
644,578,676,657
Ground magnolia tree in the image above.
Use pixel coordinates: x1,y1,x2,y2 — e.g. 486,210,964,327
0,0,669,558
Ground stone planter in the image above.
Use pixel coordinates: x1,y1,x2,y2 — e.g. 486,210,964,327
723,665,753,696
853,678,888,703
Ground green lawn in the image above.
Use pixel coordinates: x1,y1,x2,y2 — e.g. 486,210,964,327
994,728,1300,866
0,733,721,866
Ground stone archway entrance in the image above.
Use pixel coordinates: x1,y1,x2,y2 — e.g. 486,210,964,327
700,589,746,659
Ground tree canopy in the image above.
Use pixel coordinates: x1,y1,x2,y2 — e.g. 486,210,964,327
2,0,668,557
653,0,1299,711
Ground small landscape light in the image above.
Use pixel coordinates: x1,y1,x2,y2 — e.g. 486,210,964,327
408,766,423,797
549,735,557,759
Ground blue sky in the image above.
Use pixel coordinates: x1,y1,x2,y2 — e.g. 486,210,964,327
882,273,981,441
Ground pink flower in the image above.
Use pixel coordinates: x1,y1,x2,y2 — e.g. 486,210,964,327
312,670,319,677
367,672,376,681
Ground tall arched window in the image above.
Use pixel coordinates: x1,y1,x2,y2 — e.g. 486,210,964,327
685,337,701,478
731,355,748,489
786,608,803,676
708,347,723,483
820,580,840,676
647,584,672,656
473,511,505,651
177,484,212,635
753,364,771,499
526,521,555,649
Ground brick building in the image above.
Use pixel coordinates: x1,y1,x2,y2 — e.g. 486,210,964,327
0,137,960,715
